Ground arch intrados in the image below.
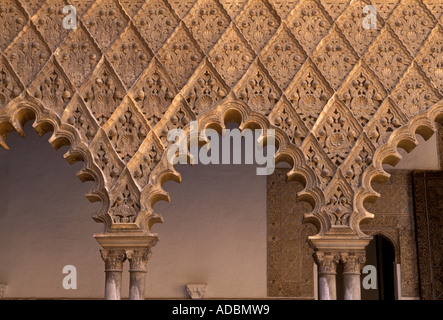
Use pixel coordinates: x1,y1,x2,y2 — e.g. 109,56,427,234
142,101,322,233
0,100,108,223
356,101,443,232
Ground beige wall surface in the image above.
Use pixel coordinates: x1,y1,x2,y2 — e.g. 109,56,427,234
0,124,439,299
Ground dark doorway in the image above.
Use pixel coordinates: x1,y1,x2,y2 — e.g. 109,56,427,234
361,235,396,300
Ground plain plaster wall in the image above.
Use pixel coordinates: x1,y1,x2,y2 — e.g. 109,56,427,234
0,123,439,299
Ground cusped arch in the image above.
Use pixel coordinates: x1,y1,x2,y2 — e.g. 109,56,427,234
365,231,401,263
355,99,443,236
138,97,327,235
0,95,110,228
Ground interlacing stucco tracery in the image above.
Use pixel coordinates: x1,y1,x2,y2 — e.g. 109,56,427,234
1,0,443,299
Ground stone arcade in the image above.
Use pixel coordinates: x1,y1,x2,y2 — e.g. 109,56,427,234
1,0,443,299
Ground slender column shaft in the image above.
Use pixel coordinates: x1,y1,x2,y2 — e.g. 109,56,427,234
100,249,126,300
341,252,366,300
343,273,361,300
126,249,151,300
314,252,340,300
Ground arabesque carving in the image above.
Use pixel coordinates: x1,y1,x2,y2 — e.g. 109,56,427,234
0,0,443,254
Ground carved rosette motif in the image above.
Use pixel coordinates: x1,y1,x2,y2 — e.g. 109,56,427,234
416,25,443,93
314,98,362,166
336,0,383,57
80,59,125,125
104,98,149,163
106,25,153,89
0,56,23,108
155,96,194,146
219,0,247,19
269,0,299,20
32,0,72,52
364,98,408,147
269,97,308,147
4,24,51,87
208,24,256,87
324,173,354,225
130,58,177,127
30,57,74,116
312,25,358,90
157,23,204,89
320,0,350,20
423,0,443,21
341,134,375,190
391,62,441,118
286,58,333,130
260,24,307,90
182,58,229,116
119,0,144,17
364,25,413,91
83,0,129,51
109,170,140,223
0,0,28,52
287,0,332,55
301,134,335,189
169,0,197,19
133,0,179,54
389,0,437,57
234,60,281,116
128,132,164,189
90,128,125,188
62,93,98,144
55,24,101,89
337,61,387,127
68,0,96,17
371,0,400,20
235,0,280,53
184,0,231,55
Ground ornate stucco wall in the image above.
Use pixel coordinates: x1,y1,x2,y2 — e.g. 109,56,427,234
1,0,443,299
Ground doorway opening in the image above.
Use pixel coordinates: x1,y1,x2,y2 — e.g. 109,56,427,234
361,234,396,300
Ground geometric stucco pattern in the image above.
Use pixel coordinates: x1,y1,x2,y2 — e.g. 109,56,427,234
268,168,420,299
1,0,443,245
362,170,420,298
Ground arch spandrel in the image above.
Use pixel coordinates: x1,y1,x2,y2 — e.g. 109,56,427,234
0,0,442,245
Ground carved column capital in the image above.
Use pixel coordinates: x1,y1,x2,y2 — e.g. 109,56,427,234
126,248,152,273
313,251,340,274
100,249,126,272
340,252,366,274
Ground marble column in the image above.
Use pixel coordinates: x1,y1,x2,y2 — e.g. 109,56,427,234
126,248,151,300
341,252,366,300
314,252,340,300
100,249,126,300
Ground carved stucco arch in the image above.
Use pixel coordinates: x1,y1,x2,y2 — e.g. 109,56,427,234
0,0,442,262
141,97,327,234
0,95,110,220
357,100,443,235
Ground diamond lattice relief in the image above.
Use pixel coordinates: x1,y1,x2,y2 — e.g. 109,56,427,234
1,1,443,287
